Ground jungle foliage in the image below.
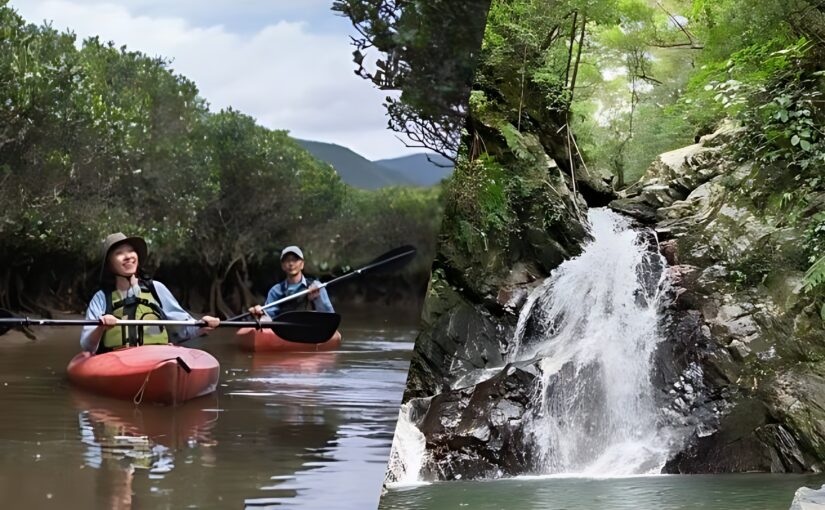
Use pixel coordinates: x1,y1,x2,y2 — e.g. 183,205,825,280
0,2,441,315
337,0,825,311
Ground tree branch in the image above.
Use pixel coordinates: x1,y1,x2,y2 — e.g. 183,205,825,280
654,1,703,49
649,42,704,49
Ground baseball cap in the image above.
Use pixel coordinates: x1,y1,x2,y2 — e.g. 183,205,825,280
280,245,304,260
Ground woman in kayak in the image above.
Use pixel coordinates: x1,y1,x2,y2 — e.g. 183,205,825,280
80,233,220,354
248,245,335,319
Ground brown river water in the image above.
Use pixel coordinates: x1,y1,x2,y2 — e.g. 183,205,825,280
0,309,416,509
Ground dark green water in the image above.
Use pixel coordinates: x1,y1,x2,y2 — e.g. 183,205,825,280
379,474,825,510
0,312,415,509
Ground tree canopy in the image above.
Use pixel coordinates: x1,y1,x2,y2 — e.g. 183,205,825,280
332,0,491,159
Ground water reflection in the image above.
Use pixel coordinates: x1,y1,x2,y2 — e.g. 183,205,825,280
250,352,341,375
236,333,412,509
73,390,219,508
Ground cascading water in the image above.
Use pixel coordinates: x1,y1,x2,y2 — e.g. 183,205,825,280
385,403,428,486
514,208,671,475
385,208,674,484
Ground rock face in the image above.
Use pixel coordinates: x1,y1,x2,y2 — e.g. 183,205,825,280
403,273,512,400
402,265,567,480
608,125,737,226
609,122,825,474
663,399,821,473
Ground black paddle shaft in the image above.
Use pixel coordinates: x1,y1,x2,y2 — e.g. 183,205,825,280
0,310,340,344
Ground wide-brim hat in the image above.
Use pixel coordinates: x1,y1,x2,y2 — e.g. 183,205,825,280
100,232,148,280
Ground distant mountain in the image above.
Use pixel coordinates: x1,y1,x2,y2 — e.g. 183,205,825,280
375,153,454,187
296,139,413,189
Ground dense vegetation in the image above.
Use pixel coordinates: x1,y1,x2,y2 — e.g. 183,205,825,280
338,0,825,317
0,2,440,316
332,0,490,160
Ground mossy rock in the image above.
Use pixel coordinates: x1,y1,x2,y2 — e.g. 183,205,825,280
765,363,825,461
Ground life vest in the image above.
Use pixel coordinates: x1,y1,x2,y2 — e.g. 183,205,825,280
98,280,169,354
278,277,318,314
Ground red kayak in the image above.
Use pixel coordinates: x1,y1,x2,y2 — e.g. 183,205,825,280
67,345,220,405
236,328,342,352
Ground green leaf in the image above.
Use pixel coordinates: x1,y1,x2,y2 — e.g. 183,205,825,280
804,255,825,292
800,139,812,151
791,134,800,146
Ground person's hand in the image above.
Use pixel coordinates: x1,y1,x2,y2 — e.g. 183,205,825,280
308,283,321,301
99,314,118,329
201,315,220,330
248,305,265,318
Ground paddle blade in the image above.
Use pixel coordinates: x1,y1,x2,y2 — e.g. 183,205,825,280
0,309,18,336
268,311,341,344
365,245,417,274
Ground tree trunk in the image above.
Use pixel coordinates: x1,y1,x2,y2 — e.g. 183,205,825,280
235,267,256,309
563,11,578,90
568,15,587,106
208,275,233,319
0,266,10,311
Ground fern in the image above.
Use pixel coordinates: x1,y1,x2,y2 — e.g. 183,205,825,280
803,254,825,292
498,122,542,164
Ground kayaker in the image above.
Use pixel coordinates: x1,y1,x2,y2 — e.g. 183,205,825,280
80,233,220,354
248,245,334,320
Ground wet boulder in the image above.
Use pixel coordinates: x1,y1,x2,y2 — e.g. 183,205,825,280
789,484,825,510
415,362,540,481
608,197,658,224
663,399,818,473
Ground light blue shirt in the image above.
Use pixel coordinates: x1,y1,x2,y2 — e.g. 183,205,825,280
80,280,201,353
263,274,334,319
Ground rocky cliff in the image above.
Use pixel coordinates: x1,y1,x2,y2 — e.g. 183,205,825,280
610,123,825,473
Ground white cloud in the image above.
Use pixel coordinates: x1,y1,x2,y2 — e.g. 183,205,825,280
11,0,425,160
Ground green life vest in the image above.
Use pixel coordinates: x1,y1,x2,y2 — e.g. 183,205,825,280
99,281,169,353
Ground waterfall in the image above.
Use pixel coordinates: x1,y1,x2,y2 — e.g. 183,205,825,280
385,208,674,483
515,208,671,475
384,403,428,486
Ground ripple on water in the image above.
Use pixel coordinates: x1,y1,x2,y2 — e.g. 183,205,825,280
0,324,417,510
379,474,825,510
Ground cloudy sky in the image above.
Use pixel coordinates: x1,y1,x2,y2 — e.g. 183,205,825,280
10,0,419,160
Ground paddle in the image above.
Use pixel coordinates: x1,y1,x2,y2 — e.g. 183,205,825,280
0,309,341,344
227,244,417,322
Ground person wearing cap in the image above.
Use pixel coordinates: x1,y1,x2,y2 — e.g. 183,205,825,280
80,233,221,354
248,245,334,320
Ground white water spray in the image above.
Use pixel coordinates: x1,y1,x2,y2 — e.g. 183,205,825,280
384,403,428,486
515,208,670,475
